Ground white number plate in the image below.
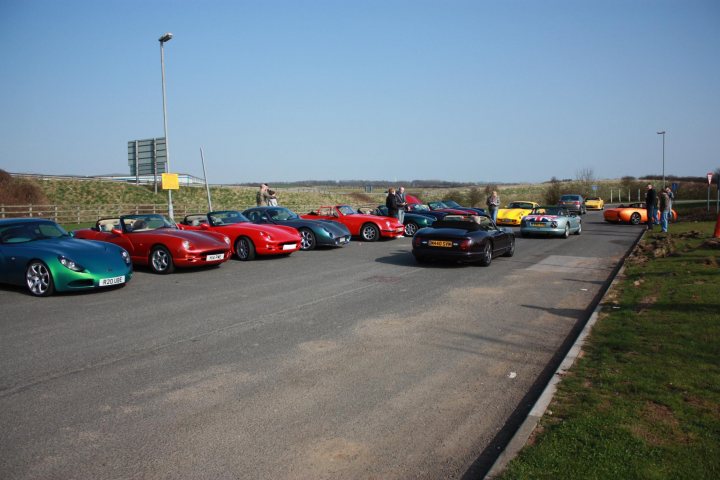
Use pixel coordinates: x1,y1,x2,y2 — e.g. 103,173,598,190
99,275,125,287
282,244,296,251
206,253,225,261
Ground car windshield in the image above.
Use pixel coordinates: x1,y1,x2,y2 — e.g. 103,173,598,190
0,221,69,244
442,200,461,208
409,204,431,212
560,196,580,201
337,205,357,215
428,201,449,209
267,208,299,221
121,214,176,232
532,207,567,216
586,197,600,201
208,210,250,225
508,202,534,209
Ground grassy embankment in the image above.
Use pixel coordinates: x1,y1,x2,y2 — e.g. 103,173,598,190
498,219,720,479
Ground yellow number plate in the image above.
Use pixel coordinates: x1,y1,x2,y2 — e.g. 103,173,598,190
429,240,453,248
531,222,545,227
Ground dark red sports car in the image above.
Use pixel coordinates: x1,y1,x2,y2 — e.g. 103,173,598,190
73,214,231,274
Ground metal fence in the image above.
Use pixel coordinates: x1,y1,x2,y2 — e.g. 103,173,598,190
0,202,382,224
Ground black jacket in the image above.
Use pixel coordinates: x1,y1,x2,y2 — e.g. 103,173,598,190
386,193,401,215
645,188,657,209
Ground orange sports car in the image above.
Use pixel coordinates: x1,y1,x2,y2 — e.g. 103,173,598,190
603,202,677,225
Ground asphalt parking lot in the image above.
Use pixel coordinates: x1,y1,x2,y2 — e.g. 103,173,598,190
0,211,643,479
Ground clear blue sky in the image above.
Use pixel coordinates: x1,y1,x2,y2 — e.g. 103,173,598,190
1,0,718,184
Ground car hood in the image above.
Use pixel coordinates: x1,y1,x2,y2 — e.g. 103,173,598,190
16,237,130,269
281,219,350,235
216,222,301,240
139,229,229,246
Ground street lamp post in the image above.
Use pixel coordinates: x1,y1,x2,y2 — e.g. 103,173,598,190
657,130,666,189
159,32,174,219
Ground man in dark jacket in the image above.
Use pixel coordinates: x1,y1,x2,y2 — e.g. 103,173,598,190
386,187,401,219
645,184,657,230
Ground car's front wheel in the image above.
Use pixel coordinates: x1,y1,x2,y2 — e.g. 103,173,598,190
630,212,641,225
235,237,256,260
360,223,379,242
562,224,570,238
26,261,54,296
299,228,316,250
150,246,175,274
575,222,582,235
404,222,418,236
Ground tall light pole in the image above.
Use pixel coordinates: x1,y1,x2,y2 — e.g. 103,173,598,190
159,32,174,219
657,130,666,189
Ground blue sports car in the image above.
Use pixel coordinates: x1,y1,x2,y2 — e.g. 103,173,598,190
520,206,582,238
0,218,133,296
242,206,351,250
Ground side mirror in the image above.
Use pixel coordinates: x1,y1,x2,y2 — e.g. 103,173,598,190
200,223,210,230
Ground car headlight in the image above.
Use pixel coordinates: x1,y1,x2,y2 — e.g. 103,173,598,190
58,255,85,272
182,240,191,250
321,226,333,236
260,231,273,240
223,236,231,245
121,250,131,265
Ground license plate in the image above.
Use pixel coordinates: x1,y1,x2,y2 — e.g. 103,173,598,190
532,222,545,227
339,237,347,244
99,275,125,287
206,253,225,261
429,240,453,248
282,244,296,251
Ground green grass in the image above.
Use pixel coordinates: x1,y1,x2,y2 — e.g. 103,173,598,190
499,222,720,479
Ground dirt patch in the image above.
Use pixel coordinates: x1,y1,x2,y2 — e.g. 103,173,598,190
628,234,677,265
631,401,693,447
348,192,375,203
700,238,720,250
635,294,658,314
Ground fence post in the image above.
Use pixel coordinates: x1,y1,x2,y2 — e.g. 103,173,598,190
54,205,58,222
1,204,4,219
76,206,80,224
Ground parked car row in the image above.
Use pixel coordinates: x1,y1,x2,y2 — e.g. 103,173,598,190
2,196,661,297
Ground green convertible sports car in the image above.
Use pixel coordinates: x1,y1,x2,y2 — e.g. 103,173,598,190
0,218,133,296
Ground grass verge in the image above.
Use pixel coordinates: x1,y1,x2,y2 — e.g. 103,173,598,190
498,221,720,479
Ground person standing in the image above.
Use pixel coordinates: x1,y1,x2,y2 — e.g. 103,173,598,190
659,188,672,233
256,183,269,207
386,187,400,219
267,189,278,206
645,184,657,230
486,191,500,223
396,186,407,224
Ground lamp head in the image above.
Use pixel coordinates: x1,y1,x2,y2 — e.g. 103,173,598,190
657,131,666,135
159,33,173,43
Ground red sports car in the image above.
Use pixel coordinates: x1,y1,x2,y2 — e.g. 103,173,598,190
178,210,301,260
73,214,231,274
301,205,404,241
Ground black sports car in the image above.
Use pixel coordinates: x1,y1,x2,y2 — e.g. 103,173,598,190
243,206,351,250
412,214,515,266
439,200,487,215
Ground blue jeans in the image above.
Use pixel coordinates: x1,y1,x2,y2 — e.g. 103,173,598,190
398,209,405,224
489,207,498,223
661,210,670,232
646,207,657,228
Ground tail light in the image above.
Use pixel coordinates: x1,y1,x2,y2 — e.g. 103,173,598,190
459,239,471,251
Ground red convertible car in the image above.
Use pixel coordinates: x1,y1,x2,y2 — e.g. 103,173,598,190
73,214,231,274
301,205,404,241
178,210,301,260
